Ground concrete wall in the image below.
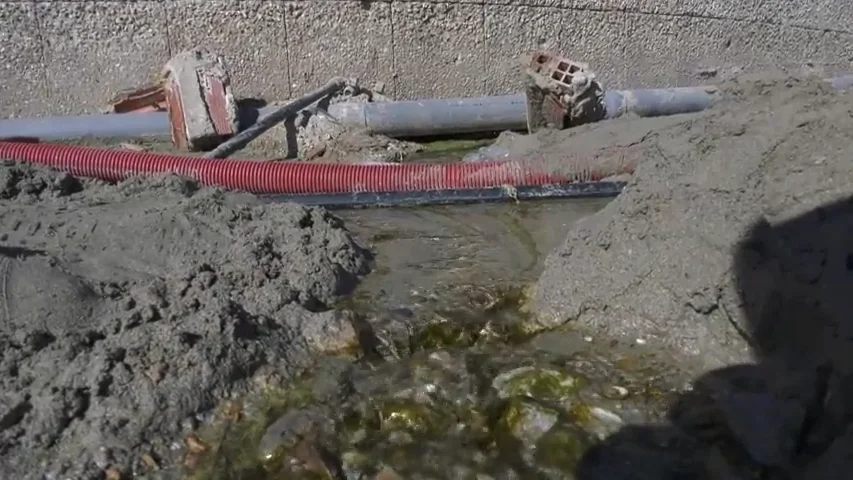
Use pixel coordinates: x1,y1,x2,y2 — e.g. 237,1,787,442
1,1,852,118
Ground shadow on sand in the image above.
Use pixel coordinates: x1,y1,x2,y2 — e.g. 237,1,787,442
576,195,853,480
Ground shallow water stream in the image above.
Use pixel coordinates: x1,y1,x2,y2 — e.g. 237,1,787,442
190,200,691,480
339,199,605,312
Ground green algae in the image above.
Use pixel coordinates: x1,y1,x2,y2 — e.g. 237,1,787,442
405,138,496,162
187,381,318,480
493,366,585,403
534,424,592,473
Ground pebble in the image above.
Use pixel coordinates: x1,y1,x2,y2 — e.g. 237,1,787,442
258,408,327,461
603,385,630,400
590,407,624,426
500,398,559,448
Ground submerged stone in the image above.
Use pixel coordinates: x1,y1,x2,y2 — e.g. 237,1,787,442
377,399,451,437
568,404,625,440
258,407,331,461
534,423,592,474
492,366,582,402
495,397,560,449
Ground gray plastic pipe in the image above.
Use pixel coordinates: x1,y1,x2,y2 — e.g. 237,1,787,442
2,75,850,141
603,86,718,119
0,90,712,141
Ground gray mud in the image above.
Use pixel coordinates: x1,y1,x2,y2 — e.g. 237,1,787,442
531,73,853,371
0,163,371,479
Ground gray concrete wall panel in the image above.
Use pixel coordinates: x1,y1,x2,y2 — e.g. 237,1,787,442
0,2,50,117
392,2,486,99
0,0,851,117
286,1,394,97
483,5,563,94
37,1,169,115
167,0,290,101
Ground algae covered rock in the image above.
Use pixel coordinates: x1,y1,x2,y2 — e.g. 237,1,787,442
492,366,583,403
258,407,333,461
568,404,625,440
535,423,593,475
494,396,561,449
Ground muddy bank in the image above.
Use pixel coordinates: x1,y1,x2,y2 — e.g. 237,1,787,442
0,163,371,479
530,73,853,371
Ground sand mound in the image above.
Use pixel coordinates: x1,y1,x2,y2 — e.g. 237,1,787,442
531,74,853,371
0,165,371,479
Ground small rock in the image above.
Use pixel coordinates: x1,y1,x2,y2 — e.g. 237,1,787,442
184,434,208,454
492,366,581,403
570,405,624,440
590,407,624,426
534,423,592,473
496,397,560,448
603,385,630,400
141,452,160,471
104,466,123,480
427,350,453,367
378,399,448,436
258,407,330,461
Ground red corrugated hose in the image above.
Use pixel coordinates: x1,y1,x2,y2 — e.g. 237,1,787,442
0,141,628,195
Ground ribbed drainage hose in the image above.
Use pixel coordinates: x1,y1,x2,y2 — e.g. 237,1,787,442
0,142,632,195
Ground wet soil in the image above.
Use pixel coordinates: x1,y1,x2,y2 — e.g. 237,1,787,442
0,164,372,480
531,73,853,479
531,72,853,369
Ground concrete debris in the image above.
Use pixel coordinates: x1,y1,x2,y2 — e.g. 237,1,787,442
106,84,167,114
163,49,240,152
525,51,606,133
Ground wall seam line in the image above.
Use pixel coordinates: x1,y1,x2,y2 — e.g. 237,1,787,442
161,0,173,59
30,1,52,103
480,0,486,96
392,0,851,35
282,0,293,99
389,0,397,100
558,4,853,36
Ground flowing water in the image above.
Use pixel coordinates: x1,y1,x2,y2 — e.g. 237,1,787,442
191,199,692,480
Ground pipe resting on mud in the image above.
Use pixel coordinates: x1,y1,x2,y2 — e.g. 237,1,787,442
0,142,632,204
0,89,715,141
3,75,848,142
